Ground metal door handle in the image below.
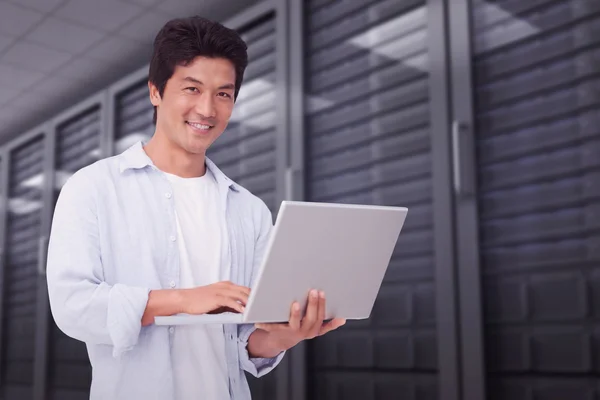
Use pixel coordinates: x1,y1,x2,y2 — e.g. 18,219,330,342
452,120,475,198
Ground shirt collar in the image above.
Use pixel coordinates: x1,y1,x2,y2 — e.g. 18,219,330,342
118,140,239,192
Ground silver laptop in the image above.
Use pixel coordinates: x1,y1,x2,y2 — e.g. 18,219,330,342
154,201,408,326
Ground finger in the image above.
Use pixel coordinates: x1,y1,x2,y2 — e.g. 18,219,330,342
319,318,346,336
313,291,326,335
301,289,319,333
221,298,245,313
289,302,301,330
222,282,250,297
317,291,326,321
307,291,325,338
224,288,250,305
235,285,251,297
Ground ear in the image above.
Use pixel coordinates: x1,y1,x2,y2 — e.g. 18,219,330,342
148,81,161,107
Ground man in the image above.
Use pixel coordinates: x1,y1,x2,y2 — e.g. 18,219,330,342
46,16,345,400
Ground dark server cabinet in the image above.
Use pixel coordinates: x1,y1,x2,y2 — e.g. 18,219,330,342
0,134,46,400
460,0,600,398
113,78,155,154
304,0,457,399
47,105,104,400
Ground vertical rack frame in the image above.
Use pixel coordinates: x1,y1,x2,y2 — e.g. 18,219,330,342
428,0,462,398
448,0,486,398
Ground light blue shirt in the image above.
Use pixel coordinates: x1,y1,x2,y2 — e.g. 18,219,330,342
46,141,285,400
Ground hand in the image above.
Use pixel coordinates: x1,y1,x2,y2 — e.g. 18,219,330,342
254,289,346,352
180,281,250,315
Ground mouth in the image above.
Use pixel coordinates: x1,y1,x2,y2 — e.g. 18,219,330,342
186,121,214,133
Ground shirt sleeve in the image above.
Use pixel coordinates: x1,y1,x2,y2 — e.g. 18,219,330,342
237,198,286,377
46,170,150,358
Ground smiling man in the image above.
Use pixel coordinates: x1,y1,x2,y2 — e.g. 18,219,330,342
46,16,345,400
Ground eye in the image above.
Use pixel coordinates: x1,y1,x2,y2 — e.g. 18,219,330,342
185,87,198,93
218,92,232,99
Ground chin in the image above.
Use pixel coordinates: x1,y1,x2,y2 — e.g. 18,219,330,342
183,143,208,155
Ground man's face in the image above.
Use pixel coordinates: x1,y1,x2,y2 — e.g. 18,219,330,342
149,56,236,155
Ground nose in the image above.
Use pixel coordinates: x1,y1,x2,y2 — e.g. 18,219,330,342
195,92,216,119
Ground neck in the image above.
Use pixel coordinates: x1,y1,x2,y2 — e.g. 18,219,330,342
143,131,206,178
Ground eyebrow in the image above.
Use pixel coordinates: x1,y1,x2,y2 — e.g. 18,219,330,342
183,76,235,90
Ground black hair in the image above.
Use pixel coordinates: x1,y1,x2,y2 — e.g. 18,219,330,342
148,16,248,124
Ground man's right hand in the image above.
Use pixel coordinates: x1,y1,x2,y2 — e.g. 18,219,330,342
141,281,251,326
180,281,250,315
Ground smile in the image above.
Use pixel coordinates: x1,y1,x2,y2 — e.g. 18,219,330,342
186,121,213,131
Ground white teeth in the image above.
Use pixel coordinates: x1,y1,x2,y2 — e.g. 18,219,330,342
187,122,211,130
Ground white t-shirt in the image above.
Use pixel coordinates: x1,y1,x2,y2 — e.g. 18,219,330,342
164,168,231,400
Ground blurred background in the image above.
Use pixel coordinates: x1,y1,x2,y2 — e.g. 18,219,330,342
0,0,598,399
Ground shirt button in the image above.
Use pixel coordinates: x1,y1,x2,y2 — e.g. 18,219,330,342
169,235,176,242
165,192,172,199
169,281,176,288
169,327,174,334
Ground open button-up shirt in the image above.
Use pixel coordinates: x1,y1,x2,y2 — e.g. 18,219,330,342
46,141,284,400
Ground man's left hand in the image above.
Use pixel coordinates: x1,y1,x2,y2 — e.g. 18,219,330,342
254,289,346,352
